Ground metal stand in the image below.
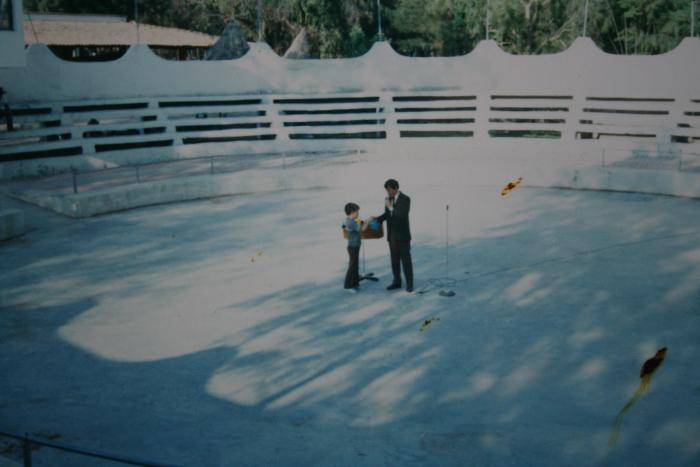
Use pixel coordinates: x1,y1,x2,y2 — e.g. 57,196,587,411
439,204,455,297
359,240,378,282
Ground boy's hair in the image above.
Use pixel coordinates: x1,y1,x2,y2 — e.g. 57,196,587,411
384,179,399,190
344,202,360,215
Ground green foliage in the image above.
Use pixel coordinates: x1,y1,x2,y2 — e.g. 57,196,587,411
21,0,699,57
590,0,694,54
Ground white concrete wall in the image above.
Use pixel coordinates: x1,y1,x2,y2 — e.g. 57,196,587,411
1,38,699,102
0,0,25,68
0,37,699,200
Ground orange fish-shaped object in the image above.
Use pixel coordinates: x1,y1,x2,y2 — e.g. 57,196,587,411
607,347,668,452
250,251,264,262
419,317,440,332
640,347,667,379
501,177,523,196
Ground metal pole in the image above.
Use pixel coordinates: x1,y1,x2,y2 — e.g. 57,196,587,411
257,0,263,42
210,156,214,174
134,0,140,44
72,169,78,194
136,164,141,183
583,0,590,37
486,0,490,40
377,0,383,40
439,204,455,297
445,204,449,278
692,1,696,37
22,435,32,467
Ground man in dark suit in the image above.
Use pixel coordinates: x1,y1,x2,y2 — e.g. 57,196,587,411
373,179,414,292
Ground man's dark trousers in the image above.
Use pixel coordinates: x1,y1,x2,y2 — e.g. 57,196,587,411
344,246,360,288
389,240,413,288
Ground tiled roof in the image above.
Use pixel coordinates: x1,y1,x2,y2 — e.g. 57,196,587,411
24,19,218,47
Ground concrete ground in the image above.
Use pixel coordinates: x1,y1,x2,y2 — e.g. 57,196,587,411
1,158,700,466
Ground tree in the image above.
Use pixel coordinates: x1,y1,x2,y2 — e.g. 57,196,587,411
588,0,694,54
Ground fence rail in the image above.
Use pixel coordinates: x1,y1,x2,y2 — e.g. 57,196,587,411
5,149,361,196
2,92,698,164
0,430,179,467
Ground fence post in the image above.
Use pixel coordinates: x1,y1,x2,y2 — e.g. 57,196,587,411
71,169,78,194
22,435,32,467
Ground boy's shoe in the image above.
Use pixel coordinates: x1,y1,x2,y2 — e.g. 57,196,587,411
387,283,401,291
345,286,360,293
406,286,413,293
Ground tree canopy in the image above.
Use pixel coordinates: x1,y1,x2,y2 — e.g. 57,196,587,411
23,0,699,57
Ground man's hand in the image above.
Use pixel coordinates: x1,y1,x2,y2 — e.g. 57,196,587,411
385,198,393,210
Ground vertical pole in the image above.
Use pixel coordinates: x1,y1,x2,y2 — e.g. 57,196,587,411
445,204,449,279
257,0,263,42
377,0,383,40
692,1,696,37
602,148,606,167
486,0,490,40
583,0,589,37
134,0,140,44
72,169,78,194
136,164,141,183
22,435,32,467
210,156,214,174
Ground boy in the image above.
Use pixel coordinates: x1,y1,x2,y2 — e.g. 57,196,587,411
342,202,368,291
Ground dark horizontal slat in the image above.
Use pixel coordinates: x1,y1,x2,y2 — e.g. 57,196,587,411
176,122,271,132
64,103,149,112
1,146,83,161
400,130,473,138
583,108,669,115
182,134,276,144
491,95,573,100
274,97,379,104
159,99,262,108
489,130,561,139
289,131,386,139
491,107,569,112
490,118,565,124
84,127,167,138
397,118,474,124
586,97,674,102
95,139,173,152
393,96,476,102
395,107,476,113
284,119,385,127
280,108,381,115
9,107,53,116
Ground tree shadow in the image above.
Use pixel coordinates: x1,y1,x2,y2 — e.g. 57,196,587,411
1,186,700,466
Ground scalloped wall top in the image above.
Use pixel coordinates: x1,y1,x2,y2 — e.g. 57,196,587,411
5,37,699,103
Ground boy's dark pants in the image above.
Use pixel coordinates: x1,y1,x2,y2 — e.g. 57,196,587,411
345,246,360,288
389,240,413,288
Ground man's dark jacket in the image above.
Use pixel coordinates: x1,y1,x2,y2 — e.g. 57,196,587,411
376,192,411,242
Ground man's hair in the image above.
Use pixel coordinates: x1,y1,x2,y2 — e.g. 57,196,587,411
384,179,399,190
344,202,360,215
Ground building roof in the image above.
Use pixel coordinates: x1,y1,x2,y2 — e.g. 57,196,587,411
24,14,218,47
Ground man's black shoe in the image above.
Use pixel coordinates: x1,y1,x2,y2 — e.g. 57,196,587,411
406,286,413,293
387,283,401,291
